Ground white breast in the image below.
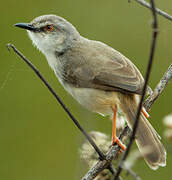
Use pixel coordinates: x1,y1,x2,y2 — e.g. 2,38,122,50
45,53,66,85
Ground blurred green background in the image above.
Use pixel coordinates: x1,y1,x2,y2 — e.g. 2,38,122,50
0,0,172,179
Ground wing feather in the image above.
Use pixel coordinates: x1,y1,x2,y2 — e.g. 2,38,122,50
62,39,144,94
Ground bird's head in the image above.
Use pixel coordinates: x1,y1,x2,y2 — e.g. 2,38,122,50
15,15,80,55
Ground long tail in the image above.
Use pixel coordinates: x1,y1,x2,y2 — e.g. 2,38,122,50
118,93,166,170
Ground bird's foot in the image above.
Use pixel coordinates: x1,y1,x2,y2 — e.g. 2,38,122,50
112,137,126,151
142,107,150,118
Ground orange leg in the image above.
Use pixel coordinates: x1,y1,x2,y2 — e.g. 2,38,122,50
141,107,150,119
112,105,126,151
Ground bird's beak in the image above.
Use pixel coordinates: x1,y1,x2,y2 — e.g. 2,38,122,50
14,23,38,31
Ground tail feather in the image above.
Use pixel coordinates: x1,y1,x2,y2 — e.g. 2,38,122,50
119,93,166,169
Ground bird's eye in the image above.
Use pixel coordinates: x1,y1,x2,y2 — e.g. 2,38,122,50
44,24,54,32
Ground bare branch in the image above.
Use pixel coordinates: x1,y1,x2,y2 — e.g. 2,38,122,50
144,64,172,111
114,0,158,179
134,0,172,22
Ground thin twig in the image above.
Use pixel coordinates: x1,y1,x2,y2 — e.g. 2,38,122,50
6,43,106,160
144,64,172,111
114,0,158,179
134,0,172,22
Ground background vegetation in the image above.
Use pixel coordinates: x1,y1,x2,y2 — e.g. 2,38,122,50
0,0,172,179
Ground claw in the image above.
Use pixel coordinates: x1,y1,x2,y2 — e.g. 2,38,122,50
113,137,126,151
142,107,150,118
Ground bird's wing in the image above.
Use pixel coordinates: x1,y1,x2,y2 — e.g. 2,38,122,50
92,55,144,94
63,40,144,94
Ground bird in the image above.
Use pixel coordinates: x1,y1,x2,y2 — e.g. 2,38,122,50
14,14,166,169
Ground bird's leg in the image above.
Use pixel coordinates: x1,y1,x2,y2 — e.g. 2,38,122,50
142,107,150,118
112,105,126,151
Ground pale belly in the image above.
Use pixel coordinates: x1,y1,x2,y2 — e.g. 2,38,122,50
63,84,120,116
